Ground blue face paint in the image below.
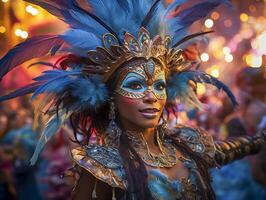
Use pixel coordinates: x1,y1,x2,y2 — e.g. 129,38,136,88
118,71,166,99
121,73,147,93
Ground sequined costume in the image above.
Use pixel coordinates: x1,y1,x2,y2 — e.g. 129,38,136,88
71,125,265,200
0,1,265,200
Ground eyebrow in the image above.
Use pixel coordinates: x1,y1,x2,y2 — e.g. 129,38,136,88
123,72,145,81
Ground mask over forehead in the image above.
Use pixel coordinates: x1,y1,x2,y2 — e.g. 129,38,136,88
115,59,167,100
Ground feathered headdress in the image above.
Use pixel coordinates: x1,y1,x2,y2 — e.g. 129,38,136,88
0,0,236,164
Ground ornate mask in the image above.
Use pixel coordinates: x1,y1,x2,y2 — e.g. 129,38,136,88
115,59,167,100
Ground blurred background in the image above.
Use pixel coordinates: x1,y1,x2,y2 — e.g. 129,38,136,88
0,0,266,200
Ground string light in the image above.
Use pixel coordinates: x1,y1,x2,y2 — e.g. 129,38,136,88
1,0,8,3
200,53,209,62
204,19,214,28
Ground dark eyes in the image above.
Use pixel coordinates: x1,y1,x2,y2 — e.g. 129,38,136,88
123,81,166,90
124,82,143,90
155,82,166,91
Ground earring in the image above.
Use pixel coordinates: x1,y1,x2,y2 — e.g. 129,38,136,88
104,101,122,148
160,109,168,130
161,116,168,129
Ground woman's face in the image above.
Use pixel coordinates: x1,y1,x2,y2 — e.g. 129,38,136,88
114,59,167,131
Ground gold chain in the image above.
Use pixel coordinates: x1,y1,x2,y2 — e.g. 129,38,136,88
125,128,177,168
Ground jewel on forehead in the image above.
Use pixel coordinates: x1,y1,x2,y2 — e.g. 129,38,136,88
145,60,155,78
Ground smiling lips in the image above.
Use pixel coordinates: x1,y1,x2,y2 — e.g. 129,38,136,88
139,108,160,119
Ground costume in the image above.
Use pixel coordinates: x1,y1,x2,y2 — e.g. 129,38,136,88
0,0,265,200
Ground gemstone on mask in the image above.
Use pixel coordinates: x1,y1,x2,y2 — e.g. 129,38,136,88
145,60,155,78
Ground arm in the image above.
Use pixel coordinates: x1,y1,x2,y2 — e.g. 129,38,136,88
72,168,113,200
214,130,266,166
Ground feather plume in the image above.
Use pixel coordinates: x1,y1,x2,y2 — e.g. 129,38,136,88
32,69,108,110
24,0,109,36
0,35,65,80
166,0,231,44
0,82,42,102
172,31,214,48
167,70,238,108
30,110,70,165
141,0,162,28
60,29,102,51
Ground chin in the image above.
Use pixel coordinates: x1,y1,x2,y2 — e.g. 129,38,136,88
136,120,159,129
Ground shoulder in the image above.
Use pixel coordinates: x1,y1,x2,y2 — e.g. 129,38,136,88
71,145,127,190
166,125,216,159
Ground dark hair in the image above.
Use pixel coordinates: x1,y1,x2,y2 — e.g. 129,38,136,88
59,56,153,199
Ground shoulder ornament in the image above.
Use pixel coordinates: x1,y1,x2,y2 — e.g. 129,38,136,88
171,125,216,160
71,145,127,190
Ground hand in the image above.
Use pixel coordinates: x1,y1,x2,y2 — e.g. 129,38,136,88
256,128,266,140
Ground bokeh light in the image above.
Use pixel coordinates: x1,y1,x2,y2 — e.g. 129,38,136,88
245,54,262,68
240,13,249,22
224,19,232,27
225,54,234,63
197,83,206,96
0,26,6,33
211,12,220,20
26,5,39,16
200,53,209,62
204,19,214,28
222,47,231,55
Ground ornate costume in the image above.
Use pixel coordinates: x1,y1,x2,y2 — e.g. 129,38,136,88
0,0,265,200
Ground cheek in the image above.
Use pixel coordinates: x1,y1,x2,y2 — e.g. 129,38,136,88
115,96,141,115
158,99,166,110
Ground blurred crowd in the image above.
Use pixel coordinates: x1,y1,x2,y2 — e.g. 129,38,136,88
0,97,74,200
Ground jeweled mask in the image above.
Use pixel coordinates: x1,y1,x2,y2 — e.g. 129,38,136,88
115,58,167,100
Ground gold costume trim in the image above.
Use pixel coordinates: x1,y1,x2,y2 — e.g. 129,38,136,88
71,147,127,190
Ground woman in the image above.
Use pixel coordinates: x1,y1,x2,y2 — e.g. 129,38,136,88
0,0,265,199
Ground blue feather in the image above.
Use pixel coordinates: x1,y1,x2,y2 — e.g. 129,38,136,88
60,29,102,50
24,0,109,36
141,0,162,28
164,0,187,16
32,70,82,99
30,110,69,165
167,70,238,107
70,76,108,109
0,35,65,80
166,0,231,44
0,82,42,102
32,69,108,109
116,0,131,12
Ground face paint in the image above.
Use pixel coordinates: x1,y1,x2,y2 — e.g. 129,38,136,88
115,59,167,100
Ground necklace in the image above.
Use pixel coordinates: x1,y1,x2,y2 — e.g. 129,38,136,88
125,128,177,168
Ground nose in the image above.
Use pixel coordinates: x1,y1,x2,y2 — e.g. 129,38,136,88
143,90,157,103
